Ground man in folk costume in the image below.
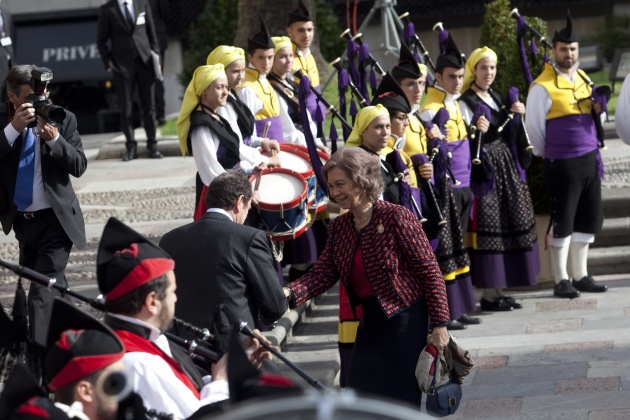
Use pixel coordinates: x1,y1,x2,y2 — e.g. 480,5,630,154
419,33,478,330
42,299,126,420
96,217,230,419
525,10,607,298
287,0,326,126
238,16,309,147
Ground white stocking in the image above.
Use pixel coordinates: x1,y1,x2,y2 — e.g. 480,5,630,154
550,244,570,284
569,241,589,280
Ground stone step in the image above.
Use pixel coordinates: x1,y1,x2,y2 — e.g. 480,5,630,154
602,188,630,219
592,217,630,248
588,245,630,276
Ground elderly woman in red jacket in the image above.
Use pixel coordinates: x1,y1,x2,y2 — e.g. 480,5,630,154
284,147,450,407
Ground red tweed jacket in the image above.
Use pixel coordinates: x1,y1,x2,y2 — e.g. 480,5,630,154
287,200,450,327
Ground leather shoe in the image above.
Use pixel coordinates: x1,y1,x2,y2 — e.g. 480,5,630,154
500,296,523,309
157,117,166,126
447,319,467,330
148,147,163,159
554,279,580,299
480,297,513,312
458,314,481,325
122,146,137,162
573,276,607,293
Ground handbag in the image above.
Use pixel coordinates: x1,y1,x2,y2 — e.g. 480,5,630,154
425,355,462,417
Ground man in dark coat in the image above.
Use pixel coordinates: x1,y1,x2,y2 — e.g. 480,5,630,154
0,64,87,346
159,170,287,331
96,0,162,161
148,0,168,126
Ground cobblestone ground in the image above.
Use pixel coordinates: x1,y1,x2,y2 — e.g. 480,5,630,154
602,155,630,189
0,186,195,311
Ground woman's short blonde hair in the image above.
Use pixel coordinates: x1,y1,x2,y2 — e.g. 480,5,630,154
322,148,384,202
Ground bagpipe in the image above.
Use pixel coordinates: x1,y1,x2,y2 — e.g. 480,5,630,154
0,259,328,393
398,12,437,81
508,8,550,88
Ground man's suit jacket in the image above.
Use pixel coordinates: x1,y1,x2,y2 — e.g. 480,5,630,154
96,0,159,75
0,103,87,250
159,212,287,329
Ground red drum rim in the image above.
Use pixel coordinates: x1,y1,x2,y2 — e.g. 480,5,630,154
309,198,329,214
279,143,314,178
249,167,308,211
290,144,330,163
268,220,309,242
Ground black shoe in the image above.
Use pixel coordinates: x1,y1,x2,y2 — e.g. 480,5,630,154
122,146,137,162
148,147,163,159
447,319,467,330
480,297,513,312
157,117,166,126
458,314,481,325
572,276,607,293
553,279,580,299
499,296,523,309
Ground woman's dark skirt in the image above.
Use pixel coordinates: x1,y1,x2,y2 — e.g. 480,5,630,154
346,297,429,408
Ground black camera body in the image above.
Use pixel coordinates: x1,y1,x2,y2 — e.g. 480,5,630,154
26,66,66,128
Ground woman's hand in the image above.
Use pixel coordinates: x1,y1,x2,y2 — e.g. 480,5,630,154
510,101,526,116
261,139,280,155
317,144,332,156
427,326,449,354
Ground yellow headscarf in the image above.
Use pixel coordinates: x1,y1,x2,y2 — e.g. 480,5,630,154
177,64,226,156
206,45,245,68
346,104,390,147
462,46,498,93
271,36,293,54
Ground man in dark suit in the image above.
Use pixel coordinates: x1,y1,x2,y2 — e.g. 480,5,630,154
159,170,287,331
148,0,168,126
0,4,15,103
96,0,162,161
0,64,87,346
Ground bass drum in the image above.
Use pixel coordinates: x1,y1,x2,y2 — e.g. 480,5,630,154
206,391,433,420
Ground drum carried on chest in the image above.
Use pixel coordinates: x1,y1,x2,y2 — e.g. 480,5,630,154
277,144,316,208
250,167,309,241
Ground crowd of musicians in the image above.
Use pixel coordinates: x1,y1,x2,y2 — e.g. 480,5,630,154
0,1,613,418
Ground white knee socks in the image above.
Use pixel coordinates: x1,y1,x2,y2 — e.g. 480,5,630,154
569,241,589,280
550,244,570,284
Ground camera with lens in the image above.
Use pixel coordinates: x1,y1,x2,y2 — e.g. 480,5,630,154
26,66,66,128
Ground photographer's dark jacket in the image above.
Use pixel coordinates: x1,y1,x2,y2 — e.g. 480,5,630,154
0,103,87,249
96,0,159,75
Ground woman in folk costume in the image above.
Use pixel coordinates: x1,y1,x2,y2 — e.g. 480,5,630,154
207,45,281,159
458,47,539,311
176,64,266,219
268,36,330,155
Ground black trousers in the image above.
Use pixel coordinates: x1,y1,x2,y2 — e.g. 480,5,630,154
13,209,73,347
112,57,157,148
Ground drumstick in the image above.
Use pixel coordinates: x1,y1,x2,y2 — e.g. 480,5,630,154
262,121,271,139
253,169,262,192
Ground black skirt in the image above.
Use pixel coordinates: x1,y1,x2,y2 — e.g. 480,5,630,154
346,297,429,408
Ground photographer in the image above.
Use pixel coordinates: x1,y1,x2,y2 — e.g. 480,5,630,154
0,64,87,347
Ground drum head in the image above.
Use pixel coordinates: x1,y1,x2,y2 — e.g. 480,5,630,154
277,150,313,176
256,172,306,205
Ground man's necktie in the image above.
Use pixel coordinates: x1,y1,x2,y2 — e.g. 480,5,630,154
13,129,35,211
123,1,135,31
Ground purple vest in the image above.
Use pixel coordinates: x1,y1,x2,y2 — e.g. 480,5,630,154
545,114,598,159
255,115,284,143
